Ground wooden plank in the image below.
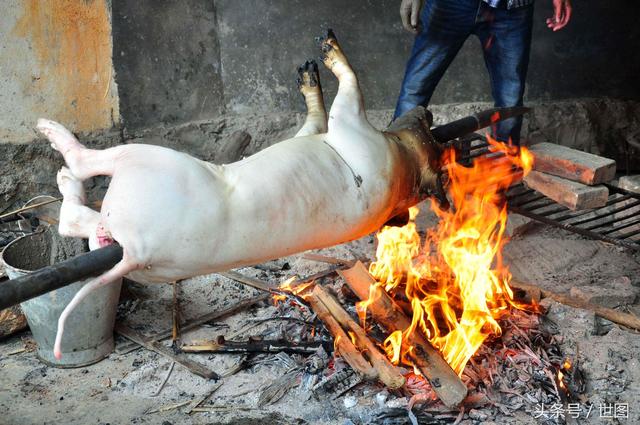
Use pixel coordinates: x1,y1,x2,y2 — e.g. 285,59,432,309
529,142,616,185
115,323,220,380
339,262,467,407
524,170,608,210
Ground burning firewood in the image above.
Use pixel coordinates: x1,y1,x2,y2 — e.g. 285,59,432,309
306,291,378,380
339,261,468,408
311,285,406,389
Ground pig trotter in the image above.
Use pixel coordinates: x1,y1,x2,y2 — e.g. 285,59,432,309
54,259,139,359
37,118,87,181
36,118,83,155
295,59,327,137
317,29,350,75
296,60,320,89
317,29,367,134
37,119,120,181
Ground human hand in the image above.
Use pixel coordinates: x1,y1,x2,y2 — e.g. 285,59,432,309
400,0,424,33
546,0,572,31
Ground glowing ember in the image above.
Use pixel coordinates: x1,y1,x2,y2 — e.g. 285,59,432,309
366,137,534,375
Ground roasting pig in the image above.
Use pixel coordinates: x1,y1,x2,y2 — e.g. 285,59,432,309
37,30,441,359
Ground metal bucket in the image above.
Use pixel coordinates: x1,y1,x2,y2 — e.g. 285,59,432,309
1,228,122,367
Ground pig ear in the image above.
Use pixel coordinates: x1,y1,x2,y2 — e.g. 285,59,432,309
53,258,137,359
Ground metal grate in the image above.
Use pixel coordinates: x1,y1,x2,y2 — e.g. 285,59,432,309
452,133,640,252
506,183,640,251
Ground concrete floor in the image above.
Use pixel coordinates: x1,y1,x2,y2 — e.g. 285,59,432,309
1,206,639,424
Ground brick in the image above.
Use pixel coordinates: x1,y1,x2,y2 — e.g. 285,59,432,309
618,175,640,193
613,176,640,237
523,170,609,210
505,213,536,238
0,305,27,338
528,142,616,185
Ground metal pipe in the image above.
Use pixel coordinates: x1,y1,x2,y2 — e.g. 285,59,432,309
431,106,531,144
0,244,123,311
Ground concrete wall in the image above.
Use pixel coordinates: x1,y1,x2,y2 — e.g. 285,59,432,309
111,0,640,130
111,0,224,130
2,1,638,136
0,0,119,144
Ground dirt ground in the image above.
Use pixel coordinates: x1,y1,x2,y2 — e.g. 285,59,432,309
1,204,639,425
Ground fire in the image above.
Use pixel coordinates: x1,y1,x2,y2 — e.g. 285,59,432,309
367,137,534,375
558,358,572,392
272,276,314,305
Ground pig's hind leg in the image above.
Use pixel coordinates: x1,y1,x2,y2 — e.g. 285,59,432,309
295,60,328,137
37,119,120,181
53,257,139,360
56,166,101,240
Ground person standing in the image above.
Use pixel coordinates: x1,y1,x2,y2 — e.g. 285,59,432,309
395,0,572,144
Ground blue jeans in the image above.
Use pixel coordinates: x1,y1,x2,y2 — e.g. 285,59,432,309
394,0,534,144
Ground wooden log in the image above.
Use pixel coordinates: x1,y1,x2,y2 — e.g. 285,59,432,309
524,170,608,210
0,305,28,338
339,262,467,408
306,291,378,380
312,285,406,389
510,279,640,331
529,142,616,185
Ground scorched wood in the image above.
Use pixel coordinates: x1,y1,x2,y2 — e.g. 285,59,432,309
307,290,378,380
311,285,405,388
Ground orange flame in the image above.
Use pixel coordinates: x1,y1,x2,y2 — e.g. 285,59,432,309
369,137,533,375
558,370,567,391
558,358,572,391
272,276,314,305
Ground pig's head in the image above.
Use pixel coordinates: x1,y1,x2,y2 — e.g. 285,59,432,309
385,106,444,201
